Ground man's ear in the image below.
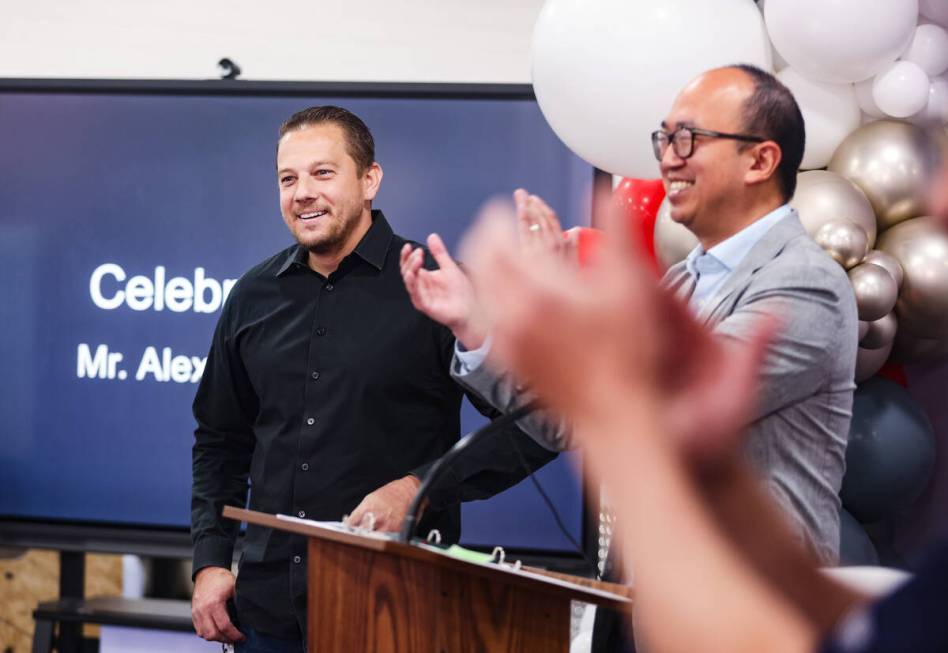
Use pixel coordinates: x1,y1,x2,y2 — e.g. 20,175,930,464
744,141,782,188
362,162,383,201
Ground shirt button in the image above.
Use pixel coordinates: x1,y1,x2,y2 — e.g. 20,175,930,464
325,283,334,292
293,555,302,564
311,371,320,380
306,417,315,425
301,463,309,471
298,510,306,518
316,327,327,336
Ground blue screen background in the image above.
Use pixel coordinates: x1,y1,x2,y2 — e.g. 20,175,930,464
0,89,591,553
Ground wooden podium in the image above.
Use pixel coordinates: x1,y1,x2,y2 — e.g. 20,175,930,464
225,507,631,652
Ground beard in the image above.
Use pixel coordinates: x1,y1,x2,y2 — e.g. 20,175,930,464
296,206,365,256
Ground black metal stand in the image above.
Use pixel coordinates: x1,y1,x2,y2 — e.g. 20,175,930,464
58,551,86,653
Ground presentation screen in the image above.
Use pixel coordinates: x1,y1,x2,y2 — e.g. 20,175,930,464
0,80,592,555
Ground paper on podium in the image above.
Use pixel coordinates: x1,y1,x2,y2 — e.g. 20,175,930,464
275,514,398,541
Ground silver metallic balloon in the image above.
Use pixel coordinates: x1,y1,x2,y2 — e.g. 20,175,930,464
792,170,877,248
863,250,904,290
653,197,699,273
828,120,940,230
855,341,893,383
849,263,899,322
861,312,898,350
877,216,948,339
858,320,870,341
814,220,869,269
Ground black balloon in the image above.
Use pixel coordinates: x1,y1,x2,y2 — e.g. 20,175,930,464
839,377,936,524
838,508,880,566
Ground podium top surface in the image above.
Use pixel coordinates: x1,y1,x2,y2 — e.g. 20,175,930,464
224,506,631,610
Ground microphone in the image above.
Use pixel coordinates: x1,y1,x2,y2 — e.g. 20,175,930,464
398,399,541,544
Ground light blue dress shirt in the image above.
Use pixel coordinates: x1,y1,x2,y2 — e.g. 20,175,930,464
684,203,792,315
454,334,491,374
456,203,793,372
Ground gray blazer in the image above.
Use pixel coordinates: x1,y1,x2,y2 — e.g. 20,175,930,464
452,212,858,563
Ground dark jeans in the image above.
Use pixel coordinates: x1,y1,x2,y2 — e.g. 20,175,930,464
592,606,636,653
234,626,306,653
592,552,637,653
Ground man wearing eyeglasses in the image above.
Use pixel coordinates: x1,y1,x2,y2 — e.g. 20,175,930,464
650,64,857,569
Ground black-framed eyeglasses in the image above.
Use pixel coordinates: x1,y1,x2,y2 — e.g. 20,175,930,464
651,126,765,161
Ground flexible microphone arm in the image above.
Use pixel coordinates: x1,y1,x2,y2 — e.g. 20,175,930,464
398,399,541,544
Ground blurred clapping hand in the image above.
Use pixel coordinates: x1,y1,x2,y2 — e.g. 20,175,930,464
458,183,775,468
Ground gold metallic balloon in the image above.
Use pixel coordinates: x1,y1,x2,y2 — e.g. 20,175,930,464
814,219,869,269
791,170,877,248
855,341,893,383
828,120,940,230
849,262,899,322
877,216,948,338
863,250,904,289
860,312,898,350
653,197,699,273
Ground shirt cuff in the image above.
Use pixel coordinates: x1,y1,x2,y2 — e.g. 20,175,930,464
191,535,236,580
454,334,492,375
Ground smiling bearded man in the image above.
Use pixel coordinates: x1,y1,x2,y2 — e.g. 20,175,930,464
189,105,557,653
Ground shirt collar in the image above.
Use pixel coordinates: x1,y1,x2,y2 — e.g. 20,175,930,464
353,209,393,270
684,203,792,276
276,209,393,276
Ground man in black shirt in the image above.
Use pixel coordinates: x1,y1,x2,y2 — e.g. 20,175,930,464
190,106,556,650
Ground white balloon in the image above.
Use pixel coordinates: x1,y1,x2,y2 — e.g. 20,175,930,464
777,68,860,169
913,77,948,124
531,0,771,178
873,61,932,118
758,0,790,71
855,77,886,118
920,0,948,28
901,24,948,77
765,0,918,83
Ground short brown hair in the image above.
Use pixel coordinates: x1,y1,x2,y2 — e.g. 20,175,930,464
278,105,376,174
730,64,805,201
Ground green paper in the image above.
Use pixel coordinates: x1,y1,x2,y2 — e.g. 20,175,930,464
442,544,494,564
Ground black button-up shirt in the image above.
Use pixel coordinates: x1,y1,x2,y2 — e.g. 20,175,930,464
191,211,556,638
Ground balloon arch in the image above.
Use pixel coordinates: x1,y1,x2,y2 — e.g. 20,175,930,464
534,0,947,565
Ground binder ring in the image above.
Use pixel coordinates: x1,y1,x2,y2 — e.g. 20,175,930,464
491,546,506,564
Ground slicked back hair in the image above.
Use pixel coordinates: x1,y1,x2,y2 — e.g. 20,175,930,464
729,64,805,200
278,105,376,175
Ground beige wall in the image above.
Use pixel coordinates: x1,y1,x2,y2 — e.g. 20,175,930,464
0,0,545,82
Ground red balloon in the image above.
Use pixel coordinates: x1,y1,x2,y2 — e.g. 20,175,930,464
613,177,665,270
877,361,908,387
564,227,604,267
562,179,665,270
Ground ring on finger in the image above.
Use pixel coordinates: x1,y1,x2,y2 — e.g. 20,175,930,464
528,223,541,233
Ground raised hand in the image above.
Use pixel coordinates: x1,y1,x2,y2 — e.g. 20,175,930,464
400,233,488,350
514,188,567,258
